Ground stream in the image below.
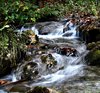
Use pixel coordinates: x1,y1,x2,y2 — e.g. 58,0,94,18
1,21,100,93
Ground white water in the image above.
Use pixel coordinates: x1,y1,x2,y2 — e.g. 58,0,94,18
31,24,78,39
1,22,87,87
28,23,87,86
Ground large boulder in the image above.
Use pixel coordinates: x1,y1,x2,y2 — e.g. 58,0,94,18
41,54,57,69
85,41,100,65
34,21,63,35
27,86,59,93
86,50,100,65
16,62,39,80
27,86,50,93
21,30,39,45
78,18,100,43
55,47,78,57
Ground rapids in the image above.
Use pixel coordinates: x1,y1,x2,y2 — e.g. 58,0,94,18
13,22,87,85
1,21,100,93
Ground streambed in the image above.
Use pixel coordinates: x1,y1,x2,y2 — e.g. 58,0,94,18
0,21,100,93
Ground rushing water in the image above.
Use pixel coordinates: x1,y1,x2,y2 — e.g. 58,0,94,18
19,22,87,87
1,21,100,93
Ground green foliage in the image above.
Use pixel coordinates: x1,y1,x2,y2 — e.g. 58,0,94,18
0,0,99,26
0,0,38,25
0,25,27,66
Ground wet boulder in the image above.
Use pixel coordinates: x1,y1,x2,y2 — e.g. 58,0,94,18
86,42,100,65
27,86,50,93
27,86,59,93
22,62,39,80
41,54,57,69
55,47,77,57
22,30,38,45
78,18,100,43
86,50,100,66
35,22,63,35
87,42,97,50
16,62,39,80
9,84,30,93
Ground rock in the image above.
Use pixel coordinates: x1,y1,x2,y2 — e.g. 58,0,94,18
86,41,100,66
27,86,50,93
41,54,57,69
9,84,30,92
78,18,100,43
0,80,10,85
22,62,39,80
22,30,38,45
86,50,100,65
0,47,26,78
55,47,77,56
27,86,59,93
87,42,96,50
35,22,63,35
16,62,39,80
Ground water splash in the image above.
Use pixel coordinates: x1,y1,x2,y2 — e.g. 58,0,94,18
31,23,78,40
4,21,87,87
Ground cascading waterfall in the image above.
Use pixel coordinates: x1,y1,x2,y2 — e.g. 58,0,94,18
31,23,78,39
30,44,87,86
26,22,87,86
14,22,86,85
0,21,88,93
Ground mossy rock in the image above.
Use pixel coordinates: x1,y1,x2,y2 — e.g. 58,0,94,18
27,86,59,93
87,41,100,50
41,55,48,63
24,55,33,61
27,86,50,93
21,62,39,80
22,30,38,45
86,50,100,65
87,42,96,50
41,54,57,65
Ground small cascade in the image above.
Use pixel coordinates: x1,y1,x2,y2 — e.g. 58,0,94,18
0,21,88,93
30,45,86,86
62,26,77,38
27,21,78,39
11,21,87,86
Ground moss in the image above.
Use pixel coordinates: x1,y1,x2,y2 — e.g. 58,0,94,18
86,50,100,65
92,50,100,61
87,42,96,50
41,55,48,63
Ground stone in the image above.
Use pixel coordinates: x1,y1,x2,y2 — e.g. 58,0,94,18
27,86,59,93
0,80,10,85
55,47,77,57
9,84,30,92
35,22,63,35
86,50,100,65
27,86,50,93
41,54,57,69
22,30,38,45
20,62,39,80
